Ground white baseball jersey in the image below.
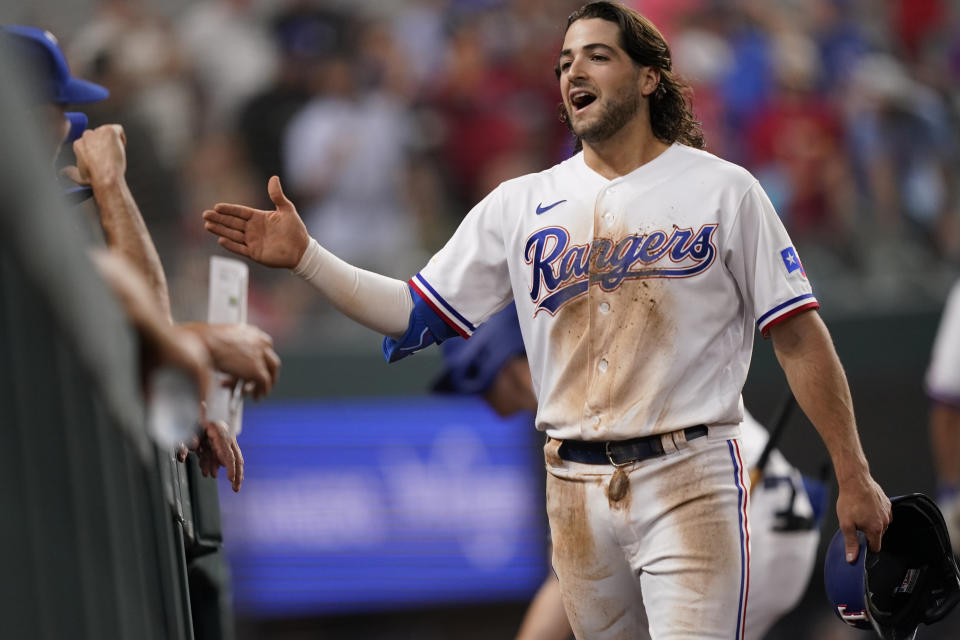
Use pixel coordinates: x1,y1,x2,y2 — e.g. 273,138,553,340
413,144,818,441
927,280,960,407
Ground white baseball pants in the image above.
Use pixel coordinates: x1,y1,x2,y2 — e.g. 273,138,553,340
544,432,751,640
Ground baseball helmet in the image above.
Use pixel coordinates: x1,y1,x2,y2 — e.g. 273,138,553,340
824,493,960,639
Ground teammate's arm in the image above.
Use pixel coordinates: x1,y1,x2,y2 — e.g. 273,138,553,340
768,309,891,562
931,405,960,486
90,249,209,396
202,176,414,338
67,125,172,320
92,249,245,491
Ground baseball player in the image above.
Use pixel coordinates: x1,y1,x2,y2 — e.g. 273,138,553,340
203,2,890,637
927,279,960,555
437,303,824,640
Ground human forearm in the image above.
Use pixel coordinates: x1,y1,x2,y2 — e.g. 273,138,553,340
770,311,869,484
92,175,171,321
931,404,960,486
73,125,172,321
293,237,412,338
771,310,890,558
90,249,209,396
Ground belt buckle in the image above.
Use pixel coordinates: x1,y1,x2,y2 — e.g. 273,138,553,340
605,441,633,468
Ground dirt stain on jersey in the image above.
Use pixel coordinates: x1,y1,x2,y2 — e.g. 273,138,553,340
542,294,592,430
587,274,677,427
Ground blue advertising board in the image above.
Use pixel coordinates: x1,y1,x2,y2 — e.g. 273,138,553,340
219,395,547,617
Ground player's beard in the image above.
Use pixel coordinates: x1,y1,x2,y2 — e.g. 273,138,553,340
570,80,642,144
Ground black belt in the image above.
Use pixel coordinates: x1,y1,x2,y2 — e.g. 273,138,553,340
558,425,708,466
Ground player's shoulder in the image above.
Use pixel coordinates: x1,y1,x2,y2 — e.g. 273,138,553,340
670,144,757,189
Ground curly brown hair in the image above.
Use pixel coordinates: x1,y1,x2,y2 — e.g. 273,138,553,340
556,1,705,150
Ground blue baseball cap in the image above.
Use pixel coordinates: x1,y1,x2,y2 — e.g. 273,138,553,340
3,25,108,104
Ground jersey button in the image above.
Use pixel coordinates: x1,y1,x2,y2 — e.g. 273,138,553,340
591,414,601,427
599,301,610,314
602,213,613,226
598,359,608,372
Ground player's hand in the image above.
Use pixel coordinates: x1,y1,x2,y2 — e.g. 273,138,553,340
187,419,244,492
63,124,128,188
183,322,280,400
836,473,892,562
202,175,309,269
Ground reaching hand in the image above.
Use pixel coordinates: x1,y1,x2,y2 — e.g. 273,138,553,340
178,419,244,492
202,175,310,269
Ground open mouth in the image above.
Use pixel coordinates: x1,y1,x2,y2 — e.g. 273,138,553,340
570,89,597,113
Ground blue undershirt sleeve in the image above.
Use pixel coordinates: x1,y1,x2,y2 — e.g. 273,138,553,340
382,284,462,363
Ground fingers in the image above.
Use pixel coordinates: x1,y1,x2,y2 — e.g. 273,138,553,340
206,420,235,485
243,349,279,400
204,449,218,478
252,366,270,399
176,442,188,463
265,347,281,387
841,523,861,563
229,438,244,492
865,509,891,554
198,445,214,477
204,219,247,244
60,165,88,185
268,175,293,211
218,237,252,257
208,224,245,243
212,202,257,220
202,209,248,230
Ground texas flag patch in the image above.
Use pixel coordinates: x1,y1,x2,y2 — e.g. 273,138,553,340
780,247,805,277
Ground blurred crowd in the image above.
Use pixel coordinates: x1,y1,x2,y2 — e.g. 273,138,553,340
31,0,960,347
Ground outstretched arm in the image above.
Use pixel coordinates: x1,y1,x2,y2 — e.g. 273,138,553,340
203,176,413,338
769,310,891,562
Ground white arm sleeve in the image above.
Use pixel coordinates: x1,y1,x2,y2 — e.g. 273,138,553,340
292,237,413,338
